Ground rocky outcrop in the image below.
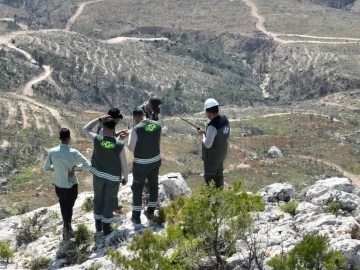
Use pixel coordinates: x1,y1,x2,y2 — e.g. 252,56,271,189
267,146,283,158
305,177,360,211
258,183,295,202
1,175,360,269
0,173,190,270
227,177,360,268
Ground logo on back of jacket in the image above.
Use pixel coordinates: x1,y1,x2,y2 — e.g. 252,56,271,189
223,126,230,135
100,140,116,149
145,124,157,132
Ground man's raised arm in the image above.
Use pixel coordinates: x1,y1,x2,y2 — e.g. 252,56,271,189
83,118,101,142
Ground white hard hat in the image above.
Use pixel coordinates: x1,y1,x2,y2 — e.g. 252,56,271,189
204,98,219,110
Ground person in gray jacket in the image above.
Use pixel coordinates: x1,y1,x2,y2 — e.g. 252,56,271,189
44,128,91,240
198,98,230,189
83,115,129,235
128,107,162,224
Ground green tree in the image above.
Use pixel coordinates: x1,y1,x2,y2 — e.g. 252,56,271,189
37,55,45,67
268,233,346,270
0,240,14,263
108,182,265,270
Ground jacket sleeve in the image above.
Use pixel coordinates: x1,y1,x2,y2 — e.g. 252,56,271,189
127,129,137,152
43,152,54,171
83,118,99,142
73,150,92,171
119,148,129,181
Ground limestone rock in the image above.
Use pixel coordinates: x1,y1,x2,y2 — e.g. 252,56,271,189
331,239,360,266
306,177,355,201
351,222,360,240
158,173,191,207
258,183,295,203
267,146,283,158
306,177,360,211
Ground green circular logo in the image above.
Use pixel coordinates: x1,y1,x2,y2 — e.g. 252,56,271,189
100,141,116,149
145,124,157,132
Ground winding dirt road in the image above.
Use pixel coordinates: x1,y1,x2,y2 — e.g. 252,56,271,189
297,155,360,187
242,0,360,44
23,65,52,96
65,0,106,31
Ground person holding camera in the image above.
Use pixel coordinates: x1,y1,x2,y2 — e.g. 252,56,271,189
83,115,129,236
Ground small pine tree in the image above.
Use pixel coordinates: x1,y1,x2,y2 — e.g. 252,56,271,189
268,233,346,270
107,182,265,270
0,240,15,263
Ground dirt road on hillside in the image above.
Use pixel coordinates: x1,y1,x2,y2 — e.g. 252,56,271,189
297,155,360,187
65,0,106,31
104,37,169,44
242,0,360,44
0,18,28,30
23,65,52,96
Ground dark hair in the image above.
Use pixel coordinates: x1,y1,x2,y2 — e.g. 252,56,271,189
102,118,116,130
59,128,71,140
133,107,145,117
149,97,162,108
206,105,219,113
107,108,123,119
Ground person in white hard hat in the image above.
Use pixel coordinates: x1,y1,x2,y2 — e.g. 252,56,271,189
198,98,230,189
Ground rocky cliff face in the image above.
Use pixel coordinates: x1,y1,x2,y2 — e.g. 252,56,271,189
0,174,359,269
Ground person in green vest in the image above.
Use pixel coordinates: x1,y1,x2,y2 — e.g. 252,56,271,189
43,128,91,240
83,115,129,235
128,107,162,224
198,98,230,189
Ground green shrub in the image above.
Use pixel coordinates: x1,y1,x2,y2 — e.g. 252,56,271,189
267,233,346,270
16,212,44,247
0,240,15,263
89,263,102,270
326,201,341,216
29,257,50,270
15,204,30,215
74,224,92,246
108,182,265,269
280,201,299,216
107,230,176,270
56,224,92,265
48,210,59,220
81,197,93,212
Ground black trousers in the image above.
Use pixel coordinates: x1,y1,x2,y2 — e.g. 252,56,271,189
204,161,224,189
55,184,78,229
132,160,161,212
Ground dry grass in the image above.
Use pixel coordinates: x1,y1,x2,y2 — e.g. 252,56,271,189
72,0,256,39
252,0,360,38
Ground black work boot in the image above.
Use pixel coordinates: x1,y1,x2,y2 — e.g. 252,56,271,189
95,219,102,233
102,222,113,236
131,211,141,224
144,207,155,221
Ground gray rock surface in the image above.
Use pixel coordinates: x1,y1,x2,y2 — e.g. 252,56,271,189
267,146,283,158
258,183,295,202
1,176,360,269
